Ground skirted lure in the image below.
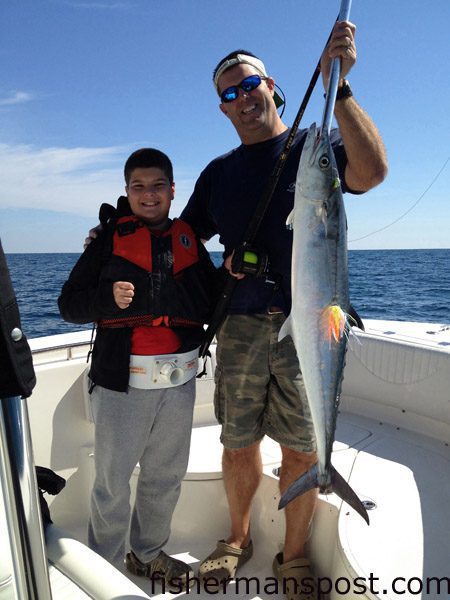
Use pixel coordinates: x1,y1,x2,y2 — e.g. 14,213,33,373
324,304,348,344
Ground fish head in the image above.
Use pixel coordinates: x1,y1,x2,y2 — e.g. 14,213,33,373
300,123,340,196
294,123,342,237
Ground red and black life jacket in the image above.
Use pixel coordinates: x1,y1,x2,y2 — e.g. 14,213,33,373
98,217,212,329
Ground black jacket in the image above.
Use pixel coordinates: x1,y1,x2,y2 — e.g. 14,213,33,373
58,199,218,391
0,239,36,398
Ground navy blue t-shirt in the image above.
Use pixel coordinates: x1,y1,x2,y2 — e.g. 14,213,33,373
181,127,349,315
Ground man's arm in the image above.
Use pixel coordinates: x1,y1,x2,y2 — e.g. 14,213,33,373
334,97,387,192
321,20,388,192
180,167,218,240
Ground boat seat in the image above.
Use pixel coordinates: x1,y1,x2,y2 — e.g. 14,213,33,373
46,525,151,599
0,506,149,599
87,424,282,485
184,424,282,481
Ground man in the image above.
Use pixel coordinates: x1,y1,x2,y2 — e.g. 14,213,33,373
180,20,387,600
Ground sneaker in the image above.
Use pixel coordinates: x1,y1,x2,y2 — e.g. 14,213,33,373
126,550,194,588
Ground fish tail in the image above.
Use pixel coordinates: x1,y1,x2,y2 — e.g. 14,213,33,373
278,464,319,509
330,465,370,525
278,463,369,525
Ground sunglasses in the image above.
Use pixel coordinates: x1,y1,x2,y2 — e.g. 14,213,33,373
220,74,267,103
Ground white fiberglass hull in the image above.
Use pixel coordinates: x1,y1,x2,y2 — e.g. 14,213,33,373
1,320,449,599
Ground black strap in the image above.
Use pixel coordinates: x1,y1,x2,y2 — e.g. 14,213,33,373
200,26,336,359
239,52,328,249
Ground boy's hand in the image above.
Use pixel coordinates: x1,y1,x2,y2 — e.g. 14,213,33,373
84,224,103,249
113,281,135,309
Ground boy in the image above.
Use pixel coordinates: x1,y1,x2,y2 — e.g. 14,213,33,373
59,148,217,587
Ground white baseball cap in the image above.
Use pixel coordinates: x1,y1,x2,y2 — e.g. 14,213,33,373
213,53,284,108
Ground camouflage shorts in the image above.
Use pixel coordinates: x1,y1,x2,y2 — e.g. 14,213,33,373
214,313,316,452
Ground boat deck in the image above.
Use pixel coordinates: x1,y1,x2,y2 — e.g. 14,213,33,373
135,413,449,599
44,412,450,600
2,320,449,599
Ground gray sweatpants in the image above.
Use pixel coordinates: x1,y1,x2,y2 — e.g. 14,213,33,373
87,378,195,567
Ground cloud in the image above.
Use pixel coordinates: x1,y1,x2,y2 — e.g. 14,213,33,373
0,91,33,107
0,143,206,252
0,143,198,221
0,143,126,216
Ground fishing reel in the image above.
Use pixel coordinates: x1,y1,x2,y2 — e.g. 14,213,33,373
231,244,270,278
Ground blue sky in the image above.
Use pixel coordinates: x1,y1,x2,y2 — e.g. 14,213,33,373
1,0,449,253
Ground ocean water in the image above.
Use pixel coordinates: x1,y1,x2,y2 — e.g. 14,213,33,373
5,249,450,339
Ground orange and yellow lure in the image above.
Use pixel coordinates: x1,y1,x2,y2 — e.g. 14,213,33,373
322,305,347,343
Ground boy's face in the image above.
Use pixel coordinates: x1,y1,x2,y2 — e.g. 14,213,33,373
126,167,174,228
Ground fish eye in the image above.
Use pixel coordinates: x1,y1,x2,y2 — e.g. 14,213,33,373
319,154,330,169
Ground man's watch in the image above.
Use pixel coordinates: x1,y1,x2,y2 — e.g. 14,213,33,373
336,79,353,101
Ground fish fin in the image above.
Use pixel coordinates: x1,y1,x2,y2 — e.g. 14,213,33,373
278,463,369,525
331,175,341,191
278,464,319,509
348,304,365,331
278,315,293,342
345,305,365,351
330,465,370,525
322,305,347,343
285,209,295,230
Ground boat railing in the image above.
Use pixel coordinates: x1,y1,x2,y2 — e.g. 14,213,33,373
29,330,93,365
0,395,53,599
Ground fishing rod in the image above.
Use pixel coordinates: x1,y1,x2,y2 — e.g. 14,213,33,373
199,7,343,359
321,0,352,135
